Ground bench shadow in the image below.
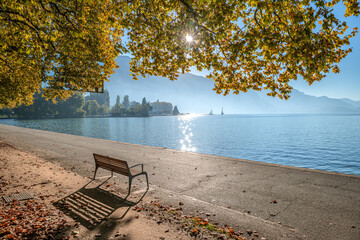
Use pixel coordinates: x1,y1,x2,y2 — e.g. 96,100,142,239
53,182,148,230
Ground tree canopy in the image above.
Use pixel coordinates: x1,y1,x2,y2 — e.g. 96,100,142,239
13,91,85,119
1,0,359,108
122,95,130,109
82,99,100,116
85,89,110,107
0,0,124,108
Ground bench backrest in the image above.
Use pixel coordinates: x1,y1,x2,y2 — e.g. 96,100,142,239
93,153,130,176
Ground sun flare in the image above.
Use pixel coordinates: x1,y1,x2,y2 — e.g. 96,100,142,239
185,34,193,42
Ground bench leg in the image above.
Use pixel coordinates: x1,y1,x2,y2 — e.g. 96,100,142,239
93,167,99,180
125,177,132,200
125,173,149,200
145,172,149,191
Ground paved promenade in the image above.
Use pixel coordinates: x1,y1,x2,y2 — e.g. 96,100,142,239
1,124,359,239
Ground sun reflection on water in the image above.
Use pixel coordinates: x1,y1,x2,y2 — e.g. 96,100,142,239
178,114,200,152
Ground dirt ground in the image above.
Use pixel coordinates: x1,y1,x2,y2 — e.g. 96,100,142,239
0,141,195,240
0,141,252,240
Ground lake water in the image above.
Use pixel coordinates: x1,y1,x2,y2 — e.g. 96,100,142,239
1,114,360,175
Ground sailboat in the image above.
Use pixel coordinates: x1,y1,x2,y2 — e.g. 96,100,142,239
221,107,224,115
209,109,214,115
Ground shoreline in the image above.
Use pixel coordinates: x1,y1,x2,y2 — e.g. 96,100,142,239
1,124,360,239
0,121,359,176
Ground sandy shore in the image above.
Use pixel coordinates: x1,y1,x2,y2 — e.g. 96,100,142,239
1,141,264,240
0,142,196,239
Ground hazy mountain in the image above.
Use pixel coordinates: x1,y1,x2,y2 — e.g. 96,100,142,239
340,98,360,110
104,56,360,114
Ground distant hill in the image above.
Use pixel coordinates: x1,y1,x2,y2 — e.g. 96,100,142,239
104,56,360,114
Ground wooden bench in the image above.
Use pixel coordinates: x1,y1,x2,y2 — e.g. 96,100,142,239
92,153,149,198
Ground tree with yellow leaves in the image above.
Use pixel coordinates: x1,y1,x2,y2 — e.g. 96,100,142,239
1,0,125,108
1,0,359,108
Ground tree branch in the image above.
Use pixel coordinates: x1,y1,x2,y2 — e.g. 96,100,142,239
49,2,78,30
177,0,231,60
272,10,295,42
254,8,266,32
0,56,14,71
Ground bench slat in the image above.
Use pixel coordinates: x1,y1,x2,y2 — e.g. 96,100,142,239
96,160,127,169
93,154,130,176
94,155,127,166
96,163,130,176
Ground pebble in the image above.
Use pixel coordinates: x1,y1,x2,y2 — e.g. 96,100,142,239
210,231,219,236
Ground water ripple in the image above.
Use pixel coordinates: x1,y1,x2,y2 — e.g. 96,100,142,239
1,114,359,175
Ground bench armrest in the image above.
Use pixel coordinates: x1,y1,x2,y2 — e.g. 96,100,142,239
129,163,144,172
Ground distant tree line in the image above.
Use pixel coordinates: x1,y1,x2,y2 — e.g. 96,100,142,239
4,91,86,119
0,107,12,118
111,95,153,117
0,89,180,119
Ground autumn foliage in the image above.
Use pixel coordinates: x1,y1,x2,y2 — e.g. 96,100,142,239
124,0,359,99
0,200,68,239
0,0,359,108
0,0,124,108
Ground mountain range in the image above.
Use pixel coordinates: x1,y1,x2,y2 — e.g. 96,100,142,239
104,56,360,114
